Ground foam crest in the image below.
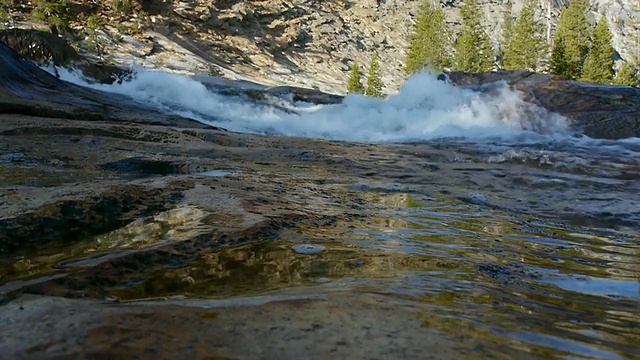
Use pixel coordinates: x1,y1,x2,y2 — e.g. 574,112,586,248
50,67,571,142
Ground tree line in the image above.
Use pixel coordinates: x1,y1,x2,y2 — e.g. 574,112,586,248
347,52,384,97
349,0,639,95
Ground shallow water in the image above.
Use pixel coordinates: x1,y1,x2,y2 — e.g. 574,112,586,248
127,194,638,358
6,66,637,357
3,133,640,359
4,188,637,358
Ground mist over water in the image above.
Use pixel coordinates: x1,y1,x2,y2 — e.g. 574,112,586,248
53,67,572,142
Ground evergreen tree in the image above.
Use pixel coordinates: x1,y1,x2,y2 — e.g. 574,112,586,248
0,0,11,26
550,37,569,77
112,0,133,14
347,61,365,94
0,6,8,30
85,14,107,57
502,0,548,71
31,0,71,35
405,1,449,75
499,0,514,65
453,0,494,72
581,17,615,84
549,0,590,79
614,61,637,87
365,52,384,98
622,1,640,84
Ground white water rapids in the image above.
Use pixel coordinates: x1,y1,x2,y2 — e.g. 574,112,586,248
52,66,576,143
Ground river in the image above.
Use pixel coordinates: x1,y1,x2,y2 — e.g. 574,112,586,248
1,67,639,359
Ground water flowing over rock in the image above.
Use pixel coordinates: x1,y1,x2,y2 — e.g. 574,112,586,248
444,70,640,139
0,41,212,127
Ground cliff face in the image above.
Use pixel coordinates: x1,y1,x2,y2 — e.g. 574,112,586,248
2,0,638,93
152,0,639,93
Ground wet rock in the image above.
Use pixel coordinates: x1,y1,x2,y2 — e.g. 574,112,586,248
0,29,131,84
78,62,132,85
266,86,344,105
0,41,211,128
0,29,82,66
351,182,405,192
443,70,640,140
0,186,180,253
99,158,181,176
458,192,490,206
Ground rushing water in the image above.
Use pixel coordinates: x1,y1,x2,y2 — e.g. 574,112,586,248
53,66,571,142
4,66,639,358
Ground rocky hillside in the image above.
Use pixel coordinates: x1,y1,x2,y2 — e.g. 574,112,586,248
1,0,638,94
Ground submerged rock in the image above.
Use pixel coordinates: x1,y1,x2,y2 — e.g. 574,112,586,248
443,70,640,140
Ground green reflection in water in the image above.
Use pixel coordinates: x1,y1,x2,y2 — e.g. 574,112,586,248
107,239,474,300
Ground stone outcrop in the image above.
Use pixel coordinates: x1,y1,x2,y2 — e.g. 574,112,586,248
0,40,212,127
0,28,82,65
0,28,130,84
444,70,640,139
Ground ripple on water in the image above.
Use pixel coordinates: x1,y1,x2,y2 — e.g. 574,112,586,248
197,170,233,177
339,192,640,358
3,187,639,359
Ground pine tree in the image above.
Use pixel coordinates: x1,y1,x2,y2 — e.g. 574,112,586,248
614,61,637,87
453,0,494,72
405,1,449,75
112,0,133,14
550,37,569,77
0,0,14,29
0,6,8,30
347,61,365,94
499,0,514,65
365,52,384,98
31,0,71,35
502,0,548,71
550,0,590,79
581,17,615,84
621,1,640,85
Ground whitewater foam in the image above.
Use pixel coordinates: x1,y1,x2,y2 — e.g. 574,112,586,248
51,66,571,142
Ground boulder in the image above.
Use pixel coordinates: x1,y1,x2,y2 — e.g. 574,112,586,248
443,71,640,140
